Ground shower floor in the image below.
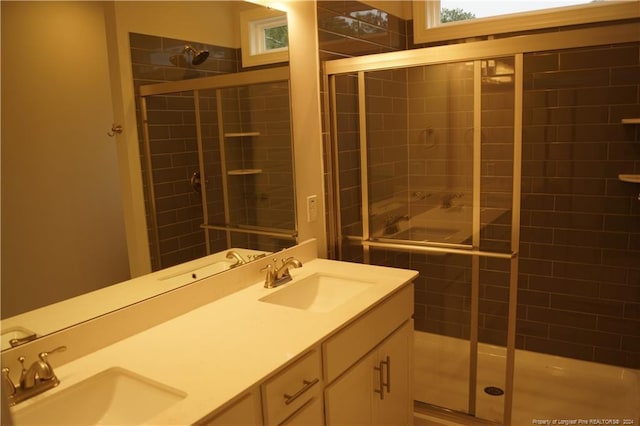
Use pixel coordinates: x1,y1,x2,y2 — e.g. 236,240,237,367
414,331,639,425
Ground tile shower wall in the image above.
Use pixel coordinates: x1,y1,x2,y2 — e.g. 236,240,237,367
519,42,640,368
219,82,296,252
366,69,409,221
198,88,228,255
130,33,240,269
318,0,409,262
317,1,407,62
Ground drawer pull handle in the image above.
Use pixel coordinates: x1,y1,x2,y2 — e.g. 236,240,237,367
374,356,391,400
283,378,319,405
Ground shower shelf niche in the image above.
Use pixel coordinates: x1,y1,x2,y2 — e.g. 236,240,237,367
224,132,261,138
618,174,640,183
228,169,263,176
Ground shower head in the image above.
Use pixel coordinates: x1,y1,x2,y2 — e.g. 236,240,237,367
183,45,209,66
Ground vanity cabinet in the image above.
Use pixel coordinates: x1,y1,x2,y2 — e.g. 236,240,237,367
200,283,414,426
197,389,262,425
324,321,413,426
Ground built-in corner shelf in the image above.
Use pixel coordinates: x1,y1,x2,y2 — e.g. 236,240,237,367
228,169,263,176
224,132,261,138
619,174,640,183
621,118,640,124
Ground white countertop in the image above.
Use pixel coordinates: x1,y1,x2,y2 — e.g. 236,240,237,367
1,248,267,350
10,258,417,425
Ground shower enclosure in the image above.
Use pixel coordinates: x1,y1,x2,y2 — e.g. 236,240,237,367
328,53,520,424
139,68,297,270
326,25,639,425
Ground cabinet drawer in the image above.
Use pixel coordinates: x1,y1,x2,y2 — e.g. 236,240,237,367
262,348,322,426
323,283,413,383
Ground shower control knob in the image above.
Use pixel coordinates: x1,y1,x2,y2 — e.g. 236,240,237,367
107,124,123,137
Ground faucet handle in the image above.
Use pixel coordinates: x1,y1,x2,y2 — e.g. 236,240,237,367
39,346,67,363
2,367,16,396
17,356,27,384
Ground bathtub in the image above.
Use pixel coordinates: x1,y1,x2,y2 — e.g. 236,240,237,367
414,331,639,425
372,202,507,246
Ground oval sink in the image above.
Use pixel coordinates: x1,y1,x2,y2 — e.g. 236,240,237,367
259,273,374,312
11,367,186,425
1,326,37,350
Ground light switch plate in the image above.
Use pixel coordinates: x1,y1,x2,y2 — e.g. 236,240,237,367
307,195,318,222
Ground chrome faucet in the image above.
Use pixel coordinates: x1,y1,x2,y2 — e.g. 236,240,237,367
441,192,463,209
384,214,409,235
225,250,247,268
2,346,66,405
262,257,302,288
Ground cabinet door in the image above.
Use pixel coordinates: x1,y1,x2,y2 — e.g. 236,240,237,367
325,351,376,425
325,321,413,426
373,321,412,426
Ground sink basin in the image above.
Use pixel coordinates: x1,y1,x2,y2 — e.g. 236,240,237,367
1,326,37,350
12,367,186,425
259,273,374,312
394,226,460,241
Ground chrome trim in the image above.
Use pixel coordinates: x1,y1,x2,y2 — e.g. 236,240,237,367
371,236,471,250
140,96,162,270
468,59,482,417
200,224,297,240
215,90,232,248
283,378,320,405
362,239,516,259
358,71,371,264
193,90,210,255
328,74,343,260
325,23,639,75
139,67,290,97
503,53,524,426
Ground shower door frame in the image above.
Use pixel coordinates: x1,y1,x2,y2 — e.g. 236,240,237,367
139,67,297,268
324,22,639,425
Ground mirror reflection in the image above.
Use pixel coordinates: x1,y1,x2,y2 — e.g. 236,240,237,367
138,66,296,270
1,1,294,351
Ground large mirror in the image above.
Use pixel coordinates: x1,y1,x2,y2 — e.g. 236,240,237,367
1,1,294,350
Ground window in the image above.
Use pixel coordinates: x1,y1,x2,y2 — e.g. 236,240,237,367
440,0,592,23
240,7,288,67
413,0,639,44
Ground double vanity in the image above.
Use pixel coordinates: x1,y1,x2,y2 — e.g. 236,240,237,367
4,239,417,425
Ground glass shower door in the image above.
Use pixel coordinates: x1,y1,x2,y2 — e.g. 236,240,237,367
140,67,298,268
365,61,480,418
202,80,296,253
332,55,520,423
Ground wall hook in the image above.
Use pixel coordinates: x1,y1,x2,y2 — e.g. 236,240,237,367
107,124,123,137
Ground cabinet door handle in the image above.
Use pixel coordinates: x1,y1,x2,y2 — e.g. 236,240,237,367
381,355,391,394
374,361,385,400
283,378,319,405
374,356,391,400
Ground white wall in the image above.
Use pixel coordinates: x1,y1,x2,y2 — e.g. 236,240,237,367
1,1,130,317
284,1,327,256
